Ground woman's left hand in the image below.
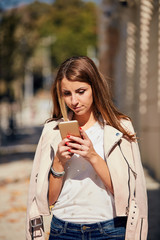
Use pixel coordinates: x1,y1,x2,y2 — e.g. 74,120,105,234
66,127,98,163
67,128,114,194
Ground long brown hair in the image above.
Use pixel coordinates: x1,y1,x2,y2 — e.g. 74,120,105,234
51,56,135,141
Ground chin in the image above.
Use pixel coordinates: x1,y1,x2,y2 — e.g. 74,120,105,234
74,111,83,115
74,110,88,116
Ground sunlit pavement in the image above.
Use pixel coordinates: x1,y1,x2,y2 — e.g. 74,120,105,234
0,129,160,240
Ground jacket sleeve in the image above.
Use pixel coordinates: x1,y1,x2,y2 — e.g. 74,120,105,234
124,120,148,215
26,126,46,240
131,140,148,240
123,120,148,239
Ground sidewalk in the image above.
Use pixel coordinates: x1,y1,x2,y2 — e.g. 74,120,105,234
0,126,51,240
0,127,160,240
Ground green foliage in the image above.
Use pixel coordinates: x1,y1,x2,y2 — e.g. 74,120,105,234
0,0,97,84
36,0,97,67
0,11,20,82
50,1,97,67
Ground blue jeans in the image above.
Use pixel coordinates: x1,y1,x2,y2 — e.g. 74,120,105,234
49,215,127,240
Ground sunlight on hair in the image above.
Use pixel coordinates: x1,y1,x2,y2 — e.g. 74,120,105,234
57,81,68,121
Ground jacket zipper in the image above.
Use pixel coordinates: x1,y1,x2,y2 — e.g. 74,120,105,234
118,142,131,215
140,218,143,240
47,167,52,214
47,146,55,214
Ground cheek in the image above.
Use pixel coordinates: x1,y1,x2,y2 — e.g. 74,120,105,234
88,92,93,105
82,94,93,106
63,97,70,106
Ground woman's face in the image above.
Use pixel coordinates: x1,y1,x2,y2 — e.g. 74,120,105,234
61,77,93,117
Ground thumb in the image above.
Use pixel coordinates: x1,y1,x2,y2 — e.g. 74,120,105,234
79,127,89,140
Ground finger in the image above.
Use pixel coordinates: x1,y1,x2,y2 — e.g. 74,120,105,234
79,128,89,140
70,148,86,157
58,146,70,155
64,150,73,159
67,135,84,145
60,149,72,160
58,138,71,147
67,142,83,150
70,148,83,156
58,139,66,147
65,152,73,158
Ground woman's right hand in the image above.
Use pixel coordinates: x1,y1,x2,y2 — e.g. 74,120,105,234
54,138,72,171
49,138,72,205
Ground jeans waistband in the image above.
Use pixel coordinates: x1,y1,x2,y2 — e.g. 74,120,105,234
52,215,127,233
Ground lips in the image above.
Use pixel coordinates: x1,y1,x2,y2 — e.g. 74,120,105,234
73,106,82,111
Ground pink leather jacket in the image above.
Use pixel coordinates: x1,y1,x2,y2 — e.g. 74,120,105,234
26,119,148,240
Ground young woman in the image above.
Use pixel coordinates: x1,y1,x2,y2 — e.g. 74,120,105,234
26,56,148,240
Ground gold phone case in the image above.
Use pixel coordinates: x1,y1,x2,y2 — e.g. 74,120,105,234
58,120,81,139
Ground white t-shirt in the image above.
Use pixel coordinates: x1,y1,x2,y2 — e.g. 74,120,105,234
52,122,116,223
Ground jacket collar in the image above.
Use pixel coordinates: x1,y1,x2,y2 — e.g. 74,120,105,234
104,124,123,158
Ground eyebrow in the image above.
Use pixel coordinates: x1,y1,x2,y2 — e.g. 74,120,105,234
62,87,86,92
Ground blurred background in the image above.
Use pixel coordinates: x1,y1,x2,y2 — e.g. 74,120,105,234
0,0,159,239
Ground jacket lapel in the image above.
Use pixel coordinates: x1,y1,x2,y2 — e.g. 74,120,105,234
50,121,62,156
104,124,137,174
104,124,123,158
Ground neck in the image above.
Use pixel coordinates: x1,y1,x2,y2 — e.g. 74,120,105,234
73,111,96,130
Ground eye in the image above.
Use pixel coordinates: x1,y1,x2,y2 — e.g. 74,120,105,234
63,91,71,96
78,89,85,94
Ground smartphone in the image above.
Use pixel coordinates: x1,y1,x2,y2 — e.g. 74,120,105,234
59,120,81,139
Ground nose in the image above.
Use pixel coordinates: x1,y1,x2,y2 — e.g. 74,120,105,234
71,94,78,106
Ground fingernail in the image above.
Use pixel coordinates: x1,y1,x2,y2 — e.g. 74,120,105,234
67,135,70,138
79,127,82,130
66,142,69,146
68,149,71,152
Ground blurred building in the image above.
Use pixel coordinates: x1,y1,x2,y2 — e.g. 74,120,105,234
98,0,160,181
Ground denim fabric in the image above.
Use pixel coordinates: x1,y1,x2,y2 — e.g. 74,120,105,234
49,215,127,240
